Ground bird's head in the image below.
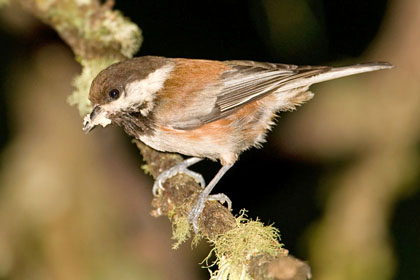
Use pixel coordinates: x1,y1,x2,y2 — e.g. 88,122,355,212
83,56,173,134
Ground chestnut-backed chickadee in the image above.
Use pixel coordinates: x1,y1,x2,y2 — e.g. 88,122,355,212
83,56,392,231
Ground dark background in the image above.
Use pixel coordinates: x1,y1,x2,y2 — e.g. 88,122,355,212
0,1,419,280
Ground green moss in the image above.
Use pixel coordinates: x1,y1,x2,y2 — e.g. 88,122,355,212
205,210,283,280
33,2,142,116
42,2,84,33
140,164,152,176
171,215,191,249
100,10,143,58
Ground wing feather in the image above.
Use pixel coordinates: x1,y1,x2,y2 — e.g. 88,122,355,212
169,61,392,129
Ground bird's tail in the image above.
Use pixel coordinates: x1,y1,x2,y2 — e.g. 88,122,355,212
278,62,393,92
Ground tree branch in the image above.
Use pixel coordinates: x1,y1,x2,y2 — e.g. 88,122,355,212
12,0,311,278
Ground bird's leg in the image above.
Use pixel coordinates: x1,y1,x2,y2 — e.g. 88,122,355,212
188,164,233,232
153,157,205,196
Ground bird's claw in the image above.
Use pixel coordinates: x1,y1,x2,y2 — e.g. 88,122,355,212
152,163,205,196
208,193,232,210
188,192,232,233
151,158,232,233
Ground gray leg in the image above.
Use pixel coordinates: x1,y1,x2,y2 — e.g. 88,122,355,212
152,157,205,196
187,164,233,232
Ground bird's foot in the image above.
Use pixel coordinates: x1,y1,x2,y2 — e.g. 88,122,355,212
152,158,205,196
187,192,232,233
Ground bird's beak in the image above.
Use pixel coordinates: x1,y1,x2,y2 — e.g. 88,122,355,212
83,105,112,133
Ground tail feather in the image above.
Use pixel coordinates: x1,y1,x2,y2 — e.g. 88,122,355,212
277,62,393,92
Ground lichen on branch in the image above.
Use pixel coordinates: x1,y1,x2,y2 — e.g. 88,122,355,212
16,0,142,115
205,210,283,280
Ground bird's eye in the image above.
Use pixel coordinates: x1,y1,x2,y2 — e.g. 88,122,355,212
109,89,120,100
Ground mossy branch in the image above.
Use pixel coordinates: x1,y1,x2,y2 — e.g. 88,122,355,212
11,0,311,278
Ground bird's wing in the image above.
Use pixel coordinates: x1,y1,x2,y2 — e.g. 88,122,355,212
168,61,392,130
203,61,329,123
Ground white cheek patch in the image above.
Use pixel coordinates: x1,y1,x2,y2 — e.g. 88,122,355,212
109,63,174,114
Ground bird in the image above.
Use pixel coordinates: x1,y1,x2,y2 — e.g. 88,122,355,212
82,56,392,232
